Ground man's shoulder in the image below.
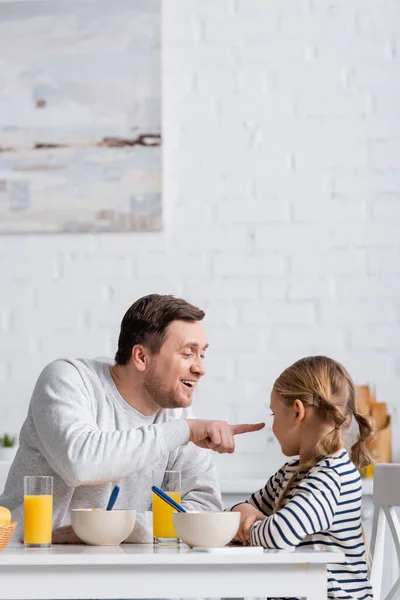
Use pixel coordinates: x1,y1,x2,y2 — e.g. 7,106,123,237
39,357,107,376
35,358,108,391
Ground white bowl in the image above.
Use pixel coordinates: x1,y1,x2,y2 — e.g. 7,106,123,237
71,509,136,546
172,511,240,548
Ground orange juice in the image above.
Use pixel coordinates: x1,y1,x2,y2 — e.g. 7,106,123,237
24,494,53,545
152,491,181,539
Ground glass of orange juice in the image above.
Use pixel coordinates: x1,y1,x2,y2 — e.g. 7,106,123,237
152,470,181,545
24,476,53,548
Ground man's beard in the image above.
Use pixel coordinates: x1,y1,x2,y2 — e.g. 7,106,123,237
143,370,187,409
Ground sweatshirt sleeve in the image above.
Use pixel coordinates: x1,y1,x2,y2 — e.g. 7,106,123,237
250,466,342,549
30,360,190,487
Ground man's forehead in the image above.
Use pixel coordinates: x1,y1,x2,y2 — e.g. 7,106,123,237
164,319,208,346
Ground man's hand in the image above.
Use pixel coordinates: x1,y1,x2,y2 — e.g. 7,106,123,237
232,503,266,545
52,525,83,544
185,419,265,453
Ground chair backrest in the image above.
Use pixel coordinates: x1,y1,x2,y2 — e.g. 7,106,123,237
370,464,400,600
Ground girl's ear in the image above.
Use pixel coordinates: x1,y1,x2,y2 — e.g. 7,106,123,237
293,399,306,424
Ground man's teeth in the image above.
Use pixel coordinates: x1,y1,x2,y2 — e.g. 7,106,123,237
182,380,195,388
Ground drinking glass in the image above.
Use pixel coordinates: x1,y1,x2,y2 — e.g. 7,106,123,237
24,476,53,548
152,470,181,545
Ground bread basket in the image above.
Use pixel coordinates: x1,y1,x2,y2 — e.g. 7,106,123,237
0,521,17,550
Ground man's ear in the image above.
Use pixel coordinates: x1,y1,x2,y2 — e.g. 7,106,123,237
131,345,148,372
293,399,306,424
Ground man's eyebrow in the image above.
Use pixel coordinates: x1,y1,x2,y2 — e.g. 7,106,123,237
182,342,209,350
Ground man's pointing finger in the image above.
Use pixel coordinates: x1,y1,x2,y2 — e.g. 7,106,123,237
231,422,266,436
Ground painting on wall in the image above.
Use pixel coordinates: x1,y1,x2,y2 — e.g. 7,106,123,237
0,0,161,233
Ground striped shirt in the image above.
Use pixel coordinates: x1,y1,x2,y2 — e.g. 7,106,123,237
247,449,373,600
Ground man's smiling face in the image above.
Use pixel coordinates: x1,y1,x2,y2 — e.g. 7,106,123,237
143,319,208,409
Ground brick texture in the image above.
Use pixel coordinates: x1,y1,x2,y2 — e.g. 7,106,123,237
0,0,399,478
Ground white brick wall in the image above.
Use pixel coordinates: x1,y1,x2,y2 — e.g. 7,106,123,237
0,0,399,482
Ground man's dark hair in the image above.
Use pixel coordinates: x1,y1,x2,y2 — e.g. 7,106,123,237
114,294,205,365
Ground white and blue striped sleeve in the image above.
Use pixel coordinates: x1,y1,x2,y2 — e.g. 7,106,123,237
247,472,278,517
250,466,341,549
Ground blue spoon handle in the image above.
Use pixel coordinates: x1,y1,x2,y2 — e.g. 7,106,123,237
106,485,120,511
151,485,187,513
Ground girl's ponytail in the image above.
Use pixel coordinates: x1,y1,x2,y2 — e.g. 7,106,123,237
350,412,375,470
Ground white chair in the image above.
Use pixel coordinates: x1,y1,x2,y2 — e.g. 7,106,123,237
370,464,400,600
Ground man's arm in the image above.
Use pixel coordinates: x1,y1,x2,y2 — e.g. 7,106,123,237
32,360,265,488
31,360,190,487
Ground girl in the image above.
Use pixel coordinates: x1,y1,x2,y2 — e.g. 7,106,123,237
232,355,375,600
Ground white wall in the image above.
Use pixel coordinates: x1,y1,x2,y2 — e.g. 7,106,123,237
0,0,399,482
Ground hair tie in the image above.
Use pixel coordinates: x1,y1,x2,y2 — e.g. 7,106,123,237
313,394,325,406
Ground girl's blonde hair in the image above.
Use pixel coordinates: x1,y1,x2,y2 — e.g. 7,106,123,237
273,355,375,512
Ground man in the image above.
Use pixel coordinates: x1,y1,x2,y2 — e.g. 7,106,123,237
0,294,264,543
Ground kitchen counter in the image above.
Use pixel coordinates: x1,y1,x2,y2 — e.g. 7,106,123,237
1,463,375,494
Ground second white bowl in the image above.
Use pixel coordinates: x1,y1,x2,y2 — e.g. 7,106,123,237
71,509,136,546
172,511,240,548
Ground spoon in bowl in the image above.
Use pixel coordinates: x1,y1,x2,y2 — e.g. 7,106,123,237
106,485,120,511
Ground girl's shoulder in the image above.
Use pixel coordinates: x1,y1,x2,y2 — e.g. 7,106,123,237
314,448,353,470
284,457,300,471
273,457,300,486
311,448,361,484
274,449,360,490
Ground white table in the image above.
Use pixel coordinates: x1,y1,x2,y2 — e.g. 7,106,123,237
0,543,344,600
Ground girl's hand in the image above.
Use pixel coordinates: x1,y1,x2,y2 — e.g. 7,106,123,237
232,503,266,545
52,525,83,544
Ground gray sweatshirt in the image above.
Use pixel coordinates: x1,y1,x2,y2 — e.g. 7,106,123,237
0,358,223,541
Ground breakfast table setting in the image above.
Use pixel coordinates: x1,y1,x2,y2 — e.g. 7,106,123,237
0,476,344,600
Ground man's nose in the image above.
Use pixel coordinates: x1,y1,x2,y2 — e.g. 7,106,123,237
191,360,206,377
